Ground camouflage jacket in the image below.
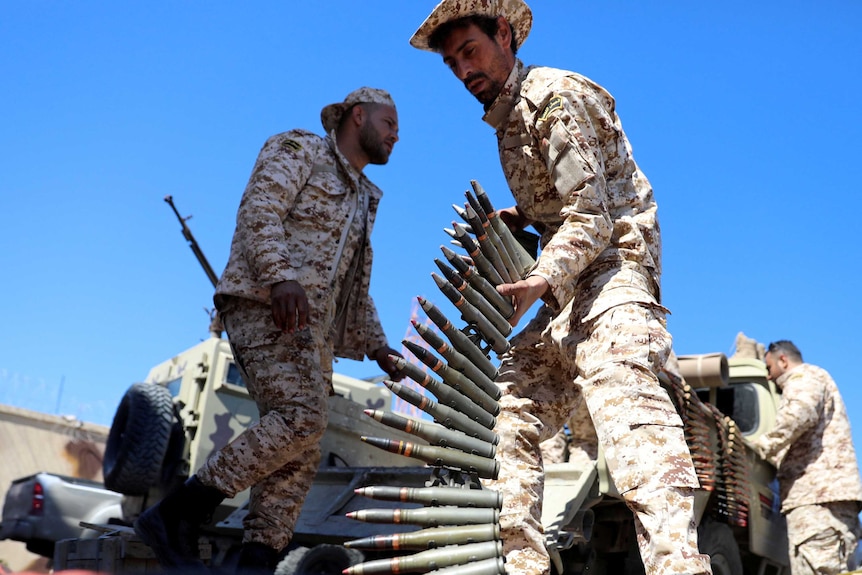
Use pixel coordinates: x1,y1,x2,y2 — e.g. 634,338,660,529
753,363,862,511
215,129,388,360
483,60,664,323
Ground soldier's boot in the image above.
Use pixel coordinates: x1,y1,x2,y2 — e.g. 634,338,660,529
134,474,227,573
234,541,280,575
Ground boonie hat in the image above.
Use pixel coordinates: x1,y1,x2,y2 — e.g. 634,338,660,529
320,87,396,133
410,0,532,52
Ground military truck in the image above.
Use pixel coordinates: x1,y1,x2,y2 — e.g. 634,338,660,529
46,332,790,575
59,334,433,573
48,195,790,574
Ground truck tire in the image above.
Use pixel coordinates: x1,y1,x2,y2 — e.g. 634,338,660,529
698,519,743,575
103,383,174,495
275,544,364,575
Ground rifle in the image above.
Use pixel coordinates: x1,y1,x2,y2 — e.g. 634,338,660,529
164,195,219,288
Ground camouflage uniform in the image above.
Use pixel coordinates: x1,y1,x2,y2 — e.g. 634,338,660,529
481,60,711,575
199,124,389,550
753,363,862,575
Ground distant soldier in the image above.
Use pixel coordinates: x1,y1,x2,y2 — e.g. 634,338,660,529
135,87,404,574
409,1,710,574
753,340,862,575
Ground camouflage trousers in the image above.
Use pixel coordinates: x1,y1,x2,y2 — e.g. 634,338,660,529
484,302,711,575
197,297,334,550
785,502,860,575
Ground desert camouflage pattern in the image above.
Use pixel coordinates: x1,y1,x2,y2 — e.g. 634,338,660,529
214,128,388,360
785,502,861,575
202,126,392,548
485,303,708,575
197,298,334,549
539,390,597,467
752,363,862,511
321,86,396,134
410,0,533,51
480,59,709,575
484,60,663,316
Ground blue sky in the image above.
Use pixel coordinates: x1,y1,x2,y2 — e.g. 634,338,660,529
1,2,860,452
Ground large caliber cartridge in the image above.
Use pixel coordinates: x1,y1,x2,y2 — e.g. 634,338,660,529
364,410,496,459
346,507,500,527
391,356,496,430
411,321,500,400
345,523,500,551
402,340,499,417
355,486,502,509
418,297,498,380
343,541,502,575
361,437,499,480
383,381,499,445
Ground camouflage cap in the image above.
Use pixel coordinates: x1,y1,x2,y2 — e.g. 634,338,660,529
409,0,532,52
320,87,396,133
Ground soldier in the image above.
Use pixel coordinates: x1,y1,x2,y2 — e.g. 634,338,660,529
409,2,712,574
135,87,404,574
752,340,862,575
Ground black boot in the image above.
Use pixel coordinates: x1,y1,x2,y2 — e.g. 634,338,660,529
234,541,280,575
134,475,226,573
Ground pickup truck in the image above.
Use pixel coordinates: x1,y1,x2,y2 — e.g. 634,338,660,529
0,472,123,558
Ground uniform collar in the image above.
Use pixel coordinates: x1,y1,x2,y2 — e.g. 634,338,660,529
483,59,526,134
326,130,382,199
327,130,364,187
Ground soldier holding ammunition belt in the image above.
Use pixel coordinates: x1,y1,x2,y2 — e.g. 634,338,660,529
410,2,711,574
135,87,404,575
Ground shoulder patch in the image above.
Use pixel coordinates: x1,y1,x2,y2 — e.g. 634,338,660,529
281,139,303,152
538,95,564,122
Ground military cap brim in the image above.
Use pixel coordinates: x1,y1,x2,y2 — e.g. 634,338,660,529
409,0,532,52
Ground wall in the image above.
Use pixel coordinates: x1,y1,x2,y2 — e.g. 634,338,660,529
0,404,109,573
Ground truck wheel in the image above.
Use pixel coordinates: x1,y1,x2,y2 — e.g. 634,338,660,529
275,544,364,575
698,520,743,575
103,383,174,495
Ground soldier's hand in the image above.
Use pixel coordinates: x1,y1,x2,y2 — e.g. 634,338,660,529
371,346,405,382
498,205,533,231
497,275,549,326
270,280,309,333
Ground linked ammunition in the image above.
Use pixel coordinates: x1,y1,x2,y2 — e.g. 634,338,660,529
411,321,501,400
432,273,510,355
434,259,512,337
451,203,469,223
462,204,513,284
384,381,499,445
364,410,496,459
451,222,504,286
346,507,500,527
402,340,499,417
361,437,499,480
471,180,536,278
343,541,502,575
467,193,522,285
391,356,496,430
440,246,514,319
418,297,499,380
355,486,502,509
345,523,500,551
